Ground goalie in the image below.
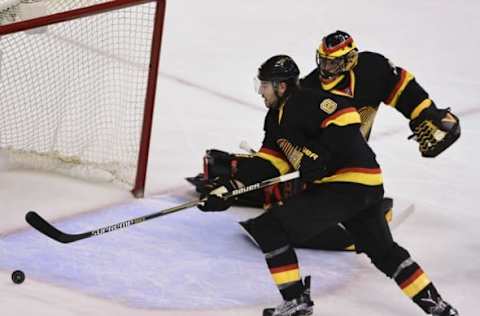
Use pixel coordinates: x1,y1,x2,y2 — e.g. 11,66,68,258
302,30,461,153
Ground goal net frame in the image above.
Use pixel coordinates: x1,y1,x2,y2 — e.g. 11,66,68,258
0,0,167,197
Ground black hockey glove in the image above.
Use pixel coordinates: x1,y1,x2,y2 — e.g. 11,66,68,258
277,138,330,182
298,146,329,182
197,179,242,212
408,105,460,157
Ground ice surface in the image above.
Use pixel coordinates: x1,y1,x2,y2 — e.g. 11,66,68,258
1,0,479,315
1,196,361,309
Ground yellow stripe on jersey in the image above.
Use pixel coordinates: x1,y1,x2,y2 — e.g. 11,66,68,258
358,106,378,139
321,107,361,128
329,70,355,98
385,69,414,107
256,150,291,175
410,99,432,120
315,168,383,186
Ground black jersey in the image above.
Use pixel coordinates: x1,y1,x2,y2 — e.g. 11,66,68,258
256,88,382,186
301,51,432,139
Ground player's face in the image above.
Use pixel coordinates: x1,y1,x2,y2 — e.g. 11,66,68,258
255,80,284,109
258,81,277,108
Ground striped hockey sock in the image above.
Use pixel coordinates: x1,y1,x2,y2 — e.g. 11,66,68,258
264,244,304,301
393,258,446,314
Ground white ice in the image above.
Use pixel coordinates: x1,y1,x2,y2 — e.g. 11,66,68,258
1,0,479,315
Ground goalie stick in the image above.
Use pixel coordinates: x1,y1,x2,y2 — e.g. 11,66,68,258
26,171,300,244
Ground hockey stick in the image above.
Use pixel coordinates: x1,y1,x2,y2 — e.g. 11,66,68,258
26,171,300,244
239,140,256,154
25,200,199,244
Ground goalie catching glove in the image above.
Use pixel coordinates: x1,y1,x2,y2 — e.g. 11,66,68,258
408,105,460,157
197,179,243,212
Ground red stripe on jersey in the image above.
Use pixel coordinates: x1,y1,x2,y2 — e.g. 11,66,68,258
385,69,406,104
335,167,382,174
320,107,357,128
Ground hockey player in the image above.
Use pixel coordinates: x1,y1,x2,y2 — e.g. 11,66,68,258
189,147,392,251
189,30,461,251
198,55,458,316
302,30,460,152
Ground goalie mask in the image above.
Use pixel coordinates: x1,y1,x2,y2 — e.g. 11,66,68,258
316,30,359,81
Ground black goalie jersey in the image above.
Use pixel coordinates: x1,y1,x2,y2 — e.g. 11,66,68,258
301,51,433,140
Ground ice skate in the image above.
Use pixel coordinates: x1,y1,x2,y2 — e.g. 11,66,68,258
429,298,458,316
263,276,313,316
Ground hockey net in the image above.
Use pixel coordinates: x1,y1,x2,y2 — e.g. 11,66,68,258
0,0,166,197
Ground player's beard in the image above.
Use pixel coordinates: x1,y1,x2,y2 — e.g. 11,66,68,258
264,95,279,109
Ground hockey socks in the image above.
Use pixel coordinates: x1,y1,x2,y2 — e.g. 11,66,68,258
393,258,457,315
264,244,303,301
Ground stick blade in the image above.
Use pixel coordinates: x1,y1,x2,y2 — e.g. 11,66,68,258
25,211,84,243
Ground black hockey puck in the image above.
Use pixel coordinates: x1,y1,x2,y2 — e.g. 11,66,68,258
11,270,25,284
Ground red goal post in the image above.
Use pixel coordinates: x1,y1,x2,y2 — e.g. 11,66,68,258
0,0,167,197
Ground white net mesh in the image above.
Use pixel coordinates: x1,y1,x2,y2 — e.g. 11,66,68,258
0,0,159,188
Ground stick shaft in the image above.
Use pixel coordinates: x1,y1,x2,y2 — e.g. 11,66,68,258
26,171,300,243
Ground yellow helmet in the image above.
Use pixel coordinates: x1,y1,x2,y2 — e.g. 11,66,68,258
316,30,359,81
